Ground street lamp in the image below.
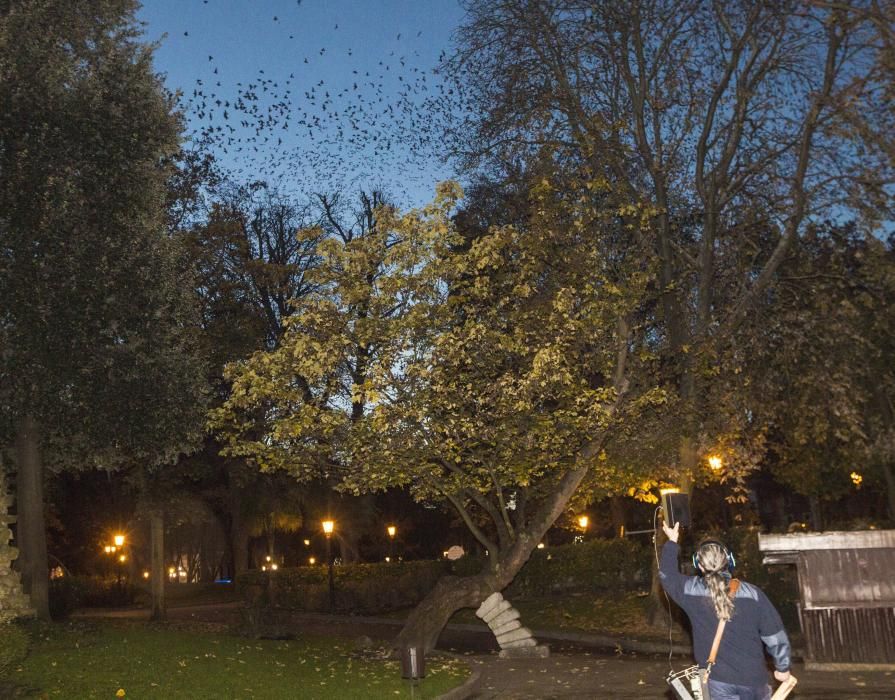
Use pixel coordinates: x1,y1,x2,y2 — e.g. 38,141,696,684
708,455,723,472
113,534,125,547
322,519,335,611
387,524,396,560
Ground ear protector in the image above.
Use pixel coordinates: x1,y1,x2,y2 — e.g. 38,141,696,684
692,539,736,574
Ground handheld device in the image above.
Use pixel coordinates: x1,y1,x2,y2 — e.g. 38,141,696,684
660,488,691,528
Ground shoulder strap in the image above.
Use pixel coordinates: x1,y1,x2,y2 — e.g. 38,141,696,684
707,579,740,665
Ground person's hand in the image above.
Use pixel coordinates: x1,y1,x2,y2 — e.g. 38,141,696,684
774,670,791,683
662,521,680,543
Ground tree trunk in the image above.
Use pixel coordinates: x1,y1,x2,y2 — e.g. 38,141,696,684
395,573,493,654
880,460,895,522
150,509,165,621
808,495,823,531
647,437,696,626
610,495,627,538
395,466,589,654
230,493,249,576
14,415,50,620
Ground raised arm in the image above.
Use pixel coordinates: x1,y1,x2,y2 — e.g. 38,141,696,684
658,522,688,606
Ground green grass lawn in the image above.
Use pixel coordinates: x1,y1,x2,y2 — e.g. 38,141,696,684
10,622,468,699
447,590,689,640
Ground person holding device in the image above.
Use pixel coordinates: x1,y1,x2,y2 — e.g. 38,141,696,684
660,521,793,700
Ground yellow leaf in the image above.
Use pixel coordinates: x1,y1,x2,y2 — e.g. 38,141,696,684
116,690,126,698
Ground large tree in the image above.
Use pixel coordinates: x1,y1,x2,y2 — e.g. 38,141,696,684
741,227,895,526
213,176,667,651
446,0,895,501
0,0,206,617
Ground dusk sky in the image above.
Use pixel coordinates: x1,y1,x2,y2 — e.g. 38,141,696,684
137,0,467,206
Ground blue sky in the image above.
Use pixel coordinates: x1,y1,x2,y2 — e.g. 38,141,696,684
138,0,466,207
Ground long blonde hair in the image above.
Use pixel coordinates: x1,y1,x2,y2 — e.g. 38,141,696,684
697,542,735,621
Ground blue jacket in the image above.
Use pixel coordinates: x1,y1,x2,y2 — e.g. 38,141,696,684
660,541,791,686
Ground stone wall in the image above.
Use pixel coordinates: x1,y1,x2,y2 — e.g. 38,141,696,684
0,470,33,622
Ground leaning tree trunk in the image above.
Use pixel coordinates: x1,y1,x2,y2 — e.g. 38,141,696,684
14,414,50,620
395,467,590,654
395,572,494,654
150,509,166,621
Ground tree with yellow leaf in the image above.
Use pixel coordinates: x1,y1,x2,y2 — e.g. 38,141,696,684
213,173,667,651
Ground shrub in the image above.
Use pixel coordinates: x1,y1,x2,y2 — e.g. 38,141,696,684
50,576,138,612
506,538,651,597
237,560,448,614
0,622,29,677
49,576,86,619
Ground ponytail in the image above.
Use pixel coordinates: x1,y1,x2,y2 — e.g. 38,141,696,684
696,542,736,620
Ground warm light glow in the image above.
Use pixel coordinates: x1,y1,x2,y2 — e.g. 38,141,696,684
265,555,272,562
322,519,334,535
261,565,267,571
537,543,545,549
168,567,176,575
114,534,125,547
578,515,589,530
303,539,311,546
708,455,723,471
308,556,316,565
270,563,278,571
660,487,680,495
443,551,449,558
119,554,126,563
143,571,150,579
385,556,391,562
104,545,112,554
387,525,397,538
851,471,863,487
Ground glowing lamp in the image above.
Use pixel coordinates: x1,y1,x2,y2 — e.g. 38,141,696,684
387,525,397,538
577,515,589,530
322,519,334,535
708,455,723,471
114,534,125,547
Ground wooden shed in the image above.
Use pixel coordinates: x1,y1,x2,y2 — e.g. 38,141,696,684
758,530,895,670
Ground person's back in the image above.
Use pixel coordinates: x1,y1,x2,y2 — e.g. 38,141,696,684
660,522,791,700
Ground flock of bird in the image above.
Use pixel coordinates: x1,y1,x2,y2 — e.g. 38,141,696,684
169,0,467,205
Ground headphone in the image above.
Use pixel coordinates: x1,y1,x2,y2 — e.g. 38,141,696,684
692,539,736,574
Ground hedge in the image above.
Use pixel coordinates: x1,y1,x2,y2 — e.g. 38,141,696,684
507,538,650,596
237,560,449,614
48,575,139,618
237,538,650,614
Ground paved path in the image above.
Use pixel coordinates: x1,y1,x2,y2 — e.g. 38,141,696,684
76,603,895,699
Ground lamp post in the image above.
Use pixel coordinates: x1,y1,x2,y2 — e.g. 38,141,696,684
322,519,335,611
387,524,396,561
105,533,126,601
